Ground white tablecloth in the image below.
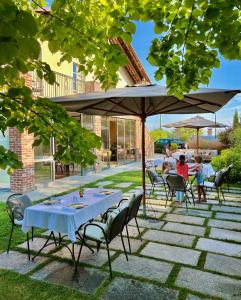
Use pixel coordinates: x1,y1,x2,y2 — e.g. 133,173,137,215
22,188,122,242
188,163,215,178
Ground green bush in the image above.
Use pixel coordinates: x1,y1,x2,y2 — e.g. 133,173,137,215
211,147,241,182
171,143,178,151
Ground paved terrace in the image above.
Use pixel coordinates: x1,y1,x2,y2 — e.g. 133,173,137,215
1,173,241,299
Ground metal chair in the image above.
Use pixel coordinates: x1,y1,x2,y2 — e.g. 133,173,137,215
222,164,233,192
103,191,143,253
147,169,168,199
165,175,195,209
75,206,129,278
6,193,33,260
200,170,226,204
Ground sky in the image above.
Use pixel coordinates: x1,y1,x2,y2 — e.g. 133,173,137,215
132,22,241,132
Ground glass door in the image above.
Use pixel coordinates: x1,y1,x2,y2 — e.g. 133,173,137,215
117,118,126,165
0,130,10,189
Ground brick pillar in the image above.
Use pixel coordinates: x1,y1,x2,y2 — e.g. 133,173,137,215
9,128,35,193
9,73,35,193
208,128,212,136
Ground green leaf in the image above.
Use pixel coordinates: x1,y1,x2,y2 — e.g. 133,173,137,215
124,21,136,34
15,10,38,36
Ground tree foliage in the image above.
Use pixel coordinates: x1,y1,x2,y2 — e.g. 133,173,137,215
150,128,169,141
170,128,199,142
0,0,241,171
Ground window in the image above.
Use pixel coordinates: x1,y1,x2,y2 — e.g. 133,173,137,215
73,63,84,92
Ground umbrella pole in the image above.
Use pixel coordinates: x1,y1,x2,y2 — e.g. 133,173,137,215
141,116,146,216
196,128,199,154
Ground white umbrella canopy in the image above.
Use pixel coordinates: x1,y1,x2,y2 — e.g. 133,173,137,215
164,115,227,153
52,84,240,212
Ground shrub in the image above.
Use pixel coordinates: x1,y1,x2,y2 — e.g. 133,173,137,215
211,147,241,182
217,128,233,148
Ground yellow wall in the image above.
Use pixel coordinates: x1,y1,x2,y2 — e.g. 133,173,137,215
40,41,133,86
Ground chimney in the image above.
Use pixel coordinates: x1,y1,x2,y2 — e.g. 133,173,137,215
208,128,212,136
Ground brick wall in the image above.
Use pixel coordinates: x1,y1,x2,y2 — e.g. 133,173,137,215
135,118,154,160
9,73,35,193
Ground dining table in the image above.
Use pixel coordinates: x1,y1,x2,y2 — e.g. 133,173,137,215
22,188,122,261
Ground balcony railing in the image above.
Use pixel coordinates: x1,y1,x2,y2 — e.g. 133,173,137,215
32,71,85,98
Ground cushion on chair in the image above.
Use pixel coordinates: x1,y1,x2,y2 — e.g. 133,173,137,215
202,181,215,188
80,221,107,242
14,219,23,226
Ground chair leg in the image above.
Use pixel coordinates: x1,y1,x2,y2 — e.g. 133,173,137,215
220,188,225,202
164,184,168,201
165,191,169,208
26,232,30,261
58,233,62,246
120,233,128,261
217,188,221,205
134,218,142,241
74,237,84,274
52,232,57,246
31,227,34,241
184,192,188,211
106,243,112,278
125,225,131,253
7,224,14,253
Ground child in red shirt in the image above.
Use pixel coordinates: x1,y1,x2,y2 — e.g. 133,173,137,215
176,155,189,203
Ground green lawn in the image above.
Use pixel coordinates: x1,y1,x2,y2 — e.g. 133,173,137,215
0,171,144,300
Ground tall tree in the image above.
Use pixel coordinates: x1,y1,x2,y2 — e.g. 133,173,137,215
233,110,240,129
0,0,241,171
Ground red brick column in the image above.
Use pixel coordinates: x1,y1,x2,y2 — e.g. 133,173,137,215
9,128,35,192
9,73,35,193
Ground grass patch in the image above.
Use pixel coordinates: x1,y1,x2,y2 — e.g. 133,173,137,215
0,269,93,300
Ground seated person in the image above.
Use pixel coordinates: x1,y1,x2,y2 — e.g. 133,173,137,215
176,155,189,204
162,161,171,179
165,143,173,157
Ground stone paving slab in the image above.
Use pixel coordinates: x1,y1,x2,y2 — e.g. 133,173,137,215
96,181,113,187
206,200,219,205
175,267,241,299
112,254,173,283
205,253,241,277
174,208,212,218
31,260,107,294
141,242,200,266
54,246,115,267
129,218,165,230
17,237,57,254
163,214,205,225
186,295,211,300
180,203,210,210
140,204,172,213
123,225,144,238
108,236,144,253
138,210,163,218
209,227,241,243
142,229,195,247
0,251,47,274
196,238,241,257
115,182,134,188
162,222,205,237
215,212,241,222
101,277,179,300
208,219,241,231
212,205,241,214
222,201,241,207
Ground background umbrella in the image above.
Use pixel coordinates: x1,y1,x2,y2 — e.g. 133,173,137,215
164,115,227,153
52,84,239,213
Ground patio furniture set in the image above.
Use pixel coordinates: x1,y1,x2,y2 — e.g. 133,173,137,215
6,188,143,278
147,164,233,209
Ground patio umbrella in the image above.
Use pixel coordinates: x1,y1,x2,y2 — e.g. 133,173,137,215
163,115,227,153
52,84,240,213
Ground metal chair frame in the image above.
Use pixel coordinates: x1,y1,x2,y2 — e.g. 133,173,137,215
147,169,168,200
165,175,195,209
6,193,34,260
75,207,129,278
102,193,143,253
